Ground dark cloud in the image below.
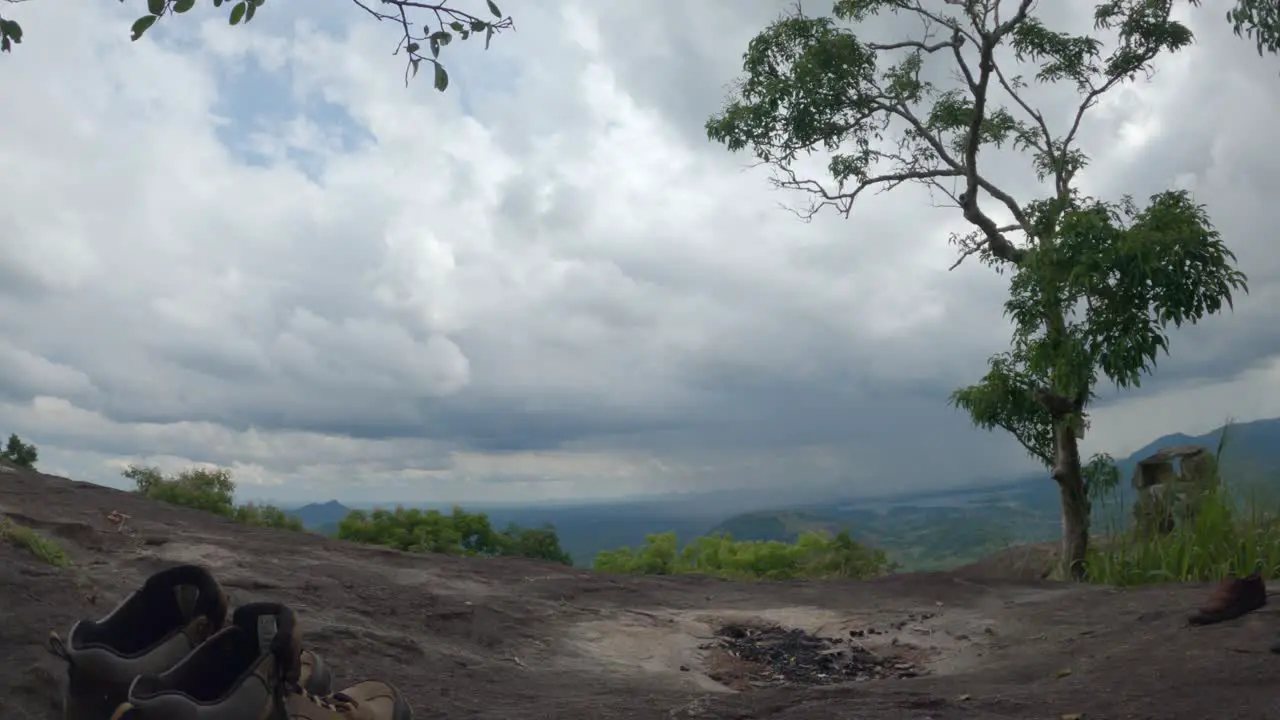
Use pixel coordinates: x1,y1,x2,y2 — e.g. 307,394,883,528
0,0,1276,501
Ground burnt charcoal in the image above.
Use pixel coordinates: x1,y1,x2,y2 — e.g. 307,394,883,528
713,623,923,687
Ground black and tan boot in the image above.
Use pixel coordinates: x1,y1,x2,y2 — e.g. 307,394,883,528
1188,572,1267,626
48,564,230,720
110,602,407,720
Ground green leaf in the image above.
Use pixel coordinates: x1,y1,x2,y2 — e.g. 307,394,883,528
130,15,158,41
244,1,256,22
1,37,10,53
251,0,266,5
449,21,464,32
410,58,421,78
147,0,166,17
406,42,419,54
173,0,196,12
433,62,449,92
213,0,224,6
487,0,502,18
0,19,22,42
229,1,247,25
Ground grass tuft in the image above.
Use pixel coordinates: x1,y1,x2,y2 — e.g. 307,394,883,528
0,515,71,568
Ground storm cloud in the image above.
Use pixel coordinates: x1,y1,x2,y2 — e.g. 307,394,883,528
0,0,1277,504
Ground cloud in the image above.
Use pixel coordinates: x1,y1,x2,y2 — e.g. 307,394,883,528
0,1,1276,505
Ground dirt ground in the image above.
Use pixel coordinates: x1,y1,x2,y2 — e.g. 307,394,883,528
4,465,1280,719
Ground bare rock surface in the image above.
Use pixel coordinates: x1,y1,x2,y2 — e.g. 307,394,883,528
4,465,1280,719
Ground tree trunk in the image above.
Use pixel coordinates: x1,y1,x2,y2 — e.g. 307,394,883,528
1052,417,1089,580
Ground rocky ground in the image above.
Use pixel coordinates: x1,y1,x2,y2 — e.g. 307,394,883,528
4,464,1280,719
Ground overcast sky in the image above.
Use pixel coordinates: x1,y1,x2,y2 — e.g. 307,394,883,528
0,0,1277,505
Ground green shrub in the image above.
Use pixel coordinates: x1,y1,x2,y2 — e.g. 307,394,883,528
336,505,573,565
124,464,302,533
592,530,897,580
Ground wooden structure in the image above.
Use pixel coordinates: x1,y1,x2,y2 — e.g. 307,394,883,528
1131,444,1219,535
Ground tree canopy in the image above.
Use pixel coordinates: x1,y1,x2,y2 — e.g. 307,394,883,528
1217,0,1280,56
336,505,574,565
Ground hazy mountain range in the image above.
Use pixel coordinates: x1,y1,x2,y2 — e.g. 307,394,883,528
287,418,1280,570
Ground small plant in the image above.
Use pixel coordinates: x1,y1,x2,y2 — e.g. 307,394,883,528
0,515,70,568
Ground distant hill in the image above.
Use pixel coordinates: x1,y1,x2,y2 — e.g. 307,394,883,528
710,510,844,541
1119,417,1280,481
277,419,1280,570
288,500,352,532
705,418,1280,571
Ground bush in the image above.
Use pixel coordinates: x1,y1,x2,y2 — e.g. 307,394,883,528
592,530,897,580
1,433,38,468
124,464,302,532
336,505,573,565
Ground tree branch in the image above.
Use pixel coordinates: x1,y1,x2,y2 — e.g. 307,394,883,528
954,0,1034,265
346,0,514,88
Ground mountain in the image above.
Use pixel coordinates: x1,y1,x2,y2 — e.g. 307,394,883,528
288,500,352,532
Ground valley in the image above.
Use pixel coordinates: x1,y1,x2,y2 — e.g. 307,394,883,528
286,418,1280,571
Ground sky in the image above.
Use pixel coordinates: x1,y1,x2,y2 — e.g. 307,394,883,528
0,0,1278,505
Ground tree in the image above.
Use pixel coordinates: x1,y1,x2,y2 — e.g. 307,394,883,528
335,505,574,565
706,0,1247,579
0,0,513,91
1,433,38,468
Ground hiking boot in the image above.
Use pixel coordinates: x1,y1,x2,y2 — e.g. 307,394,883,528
48,564,230,720
1188,572,1267,626
111,602,407,720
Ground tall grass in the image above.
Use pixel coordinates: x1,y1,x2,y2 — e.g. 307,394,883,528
1085,421,1280,586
